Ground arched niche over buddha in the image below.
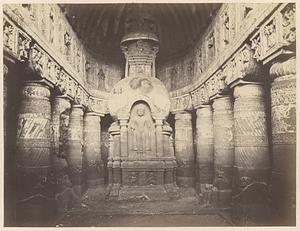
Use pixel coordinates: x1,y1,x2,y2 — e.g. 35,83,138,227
128,101,156,157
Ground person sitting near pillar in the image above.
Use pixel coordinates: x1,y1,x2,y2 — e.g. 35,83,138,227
52,147,88,211
198,184,218,208
54,168,88,212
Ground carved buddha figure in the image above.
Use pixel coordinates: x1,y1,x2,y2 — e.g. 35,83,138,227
128,103,155,156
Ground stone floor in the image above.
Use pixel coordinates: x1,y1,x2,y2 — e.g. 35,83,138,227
48,186,290,227
53,214,230,227
51,187,232,227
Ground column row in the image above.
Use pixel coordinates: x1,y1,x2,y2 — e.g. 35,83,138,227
15,81,105,225
174,82,271,214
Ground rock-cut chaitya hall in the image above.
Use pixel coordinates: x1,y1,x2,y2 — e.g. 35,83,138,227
3,2,296,227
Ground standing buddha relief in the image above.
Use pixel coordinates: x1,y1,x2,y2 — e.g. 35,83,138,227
128,102,155,156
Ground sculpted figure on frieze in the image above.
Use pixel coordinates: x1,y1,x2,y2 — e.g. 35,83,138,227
3,20,14,51
18,32,31,62
282,3,296,44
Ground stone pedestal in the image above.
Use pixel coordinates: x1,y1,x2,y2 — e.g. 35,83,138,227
83,112,104,188
269,57,296,224
174,112,195,188
66,104,84,196
195,105,214,192
212,95,234,209
16,81,54,225
232,82,270,224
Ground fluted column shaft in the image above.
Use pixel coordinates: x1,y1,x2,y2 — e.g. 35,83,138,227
16,81,54,224
212,95,234,209
83,112,104,188
195,105,214,191
66,104,84,196
270,57,296,223
174,112,195,188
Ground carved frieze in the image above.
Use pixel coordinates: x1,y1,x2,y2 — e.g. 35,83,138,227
170,94,192,112
17,31,31,62
206,70,227,99
191,85,209,109
30,44,46,76
281,3,296,44
250,3,295,63
225,44,259,86
3,13,110,114
3,17,17,54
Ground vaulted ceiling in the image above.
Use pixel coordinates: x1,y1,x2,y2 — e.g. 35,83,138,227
61,3,221,61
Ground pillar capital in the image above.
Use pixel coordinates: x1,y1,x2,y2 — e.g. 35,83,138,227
21,80,51,99
174,111,192,120
70,104,84,117
269,57,296,80
196,104,212,117
212,94,232,112
71,104,84,109
119,119,128,126
85,111,103,118
233,82,264,99
55,94,73,102
155,119,163,126
53,95,71,111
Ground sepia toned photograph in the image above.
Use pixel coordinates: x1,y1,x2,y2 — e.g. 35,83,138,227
2,1,297,228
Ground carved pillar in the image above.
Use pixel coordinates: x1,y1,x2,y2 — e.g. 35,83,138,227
232,82,270,224
212,95,234,209
83,112,104,188
108,122,121,196
3,64,8,135
155,119,163,157
163,122,177,191
120,119,128,157
269,57,296,223
174,112,195,188
51,96,70,173
4,62,19,225
16,81,54,225
195,105,214,192
66,104,84,196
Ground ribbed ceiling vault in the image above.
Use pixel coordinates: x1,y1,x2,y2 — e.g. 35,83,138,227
60,3,221,61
